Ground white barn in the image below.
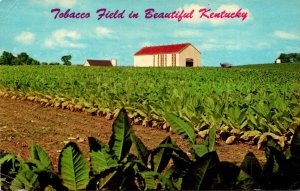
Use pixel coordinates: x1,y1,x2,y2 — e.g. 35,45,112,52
134,43,201,67
275,59,281,64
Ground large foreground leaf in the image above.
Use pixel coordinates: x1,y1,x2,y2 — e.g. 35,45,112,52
88,137,118,175
59,142,90,190
190,145,209,158
150,136,173,173
131,133,149,166
10,167,39,191
96,168,118,190
263,146,289,189
139,171,175,190
240,152,262,182
30,144,53,171
182,151,219,190
291,126,300,158
166,113,196,144
287,126,300,188
109,108,133,161
204,126,216,152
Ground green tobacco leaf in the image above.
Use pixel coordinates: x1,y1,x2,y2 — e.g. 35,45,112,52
288,126,300,185
205,162,243,190
166,113,196,144
109,108,133,161
190,145,209,158
96,169,118,190
266,135,282,152
131,133,149,166
0,153,20,175
139,171,175,190
150,136,173,173
240,152,262,182
88,137,118,175
182,151,219,190
30,144,53,171
264,146,287,175
236,169,258,190
162,141,191,180
168,152,191,182
204,126,216,152
88,136,105,152
10,168,39,191
291,126,300,158
59,142,90,190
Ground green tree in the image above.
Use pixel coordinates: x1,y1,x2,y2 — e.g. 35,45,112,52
17,52,30,65
61,55,72,66
0,51,15,65
278,53,300,63
27,58,40,65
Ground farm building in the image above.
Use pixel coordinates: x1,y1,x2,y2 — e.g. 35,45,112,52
83,59,117,67
220,62,232,68
275,59,281,64
134,43,201,67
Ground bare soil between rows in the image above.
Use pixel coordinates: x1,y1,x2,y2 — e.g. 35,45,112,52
0,97,265,171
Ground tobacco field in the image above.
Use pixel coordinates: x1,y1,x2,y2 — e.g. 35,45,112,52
0,63,300,145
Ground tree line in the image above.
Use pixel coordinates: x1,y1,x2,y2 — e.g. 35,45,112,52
277,53,300,63
0,51,72,66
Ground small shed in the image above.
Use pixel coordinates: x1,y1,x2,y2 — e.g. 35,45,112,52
83,59,117,67
275,59,281,64
134,43,201,67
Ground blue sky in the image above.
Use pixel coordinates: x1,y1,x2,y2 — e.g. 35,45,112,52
0,0,299,66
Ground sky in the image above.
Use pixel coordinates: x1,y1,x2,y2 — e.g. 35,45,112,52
0,0,299,66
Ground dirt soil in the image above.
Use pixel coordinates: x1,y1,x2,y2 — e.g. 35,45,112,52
0,97,265,171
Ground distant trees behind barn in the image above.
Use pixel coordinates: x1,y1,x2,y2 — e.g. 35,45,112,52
276,53,300,63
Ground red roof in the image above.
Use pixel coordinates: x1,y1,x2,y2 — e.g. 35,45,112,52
86,60,112,66
134,43,191,56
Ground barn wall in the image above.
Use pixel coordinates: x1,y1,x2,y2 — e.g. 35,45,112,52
134,55,154,67
176,54,180,67
135,54,174,67
83,61,90,66
166,54,172,67
178,45,201,67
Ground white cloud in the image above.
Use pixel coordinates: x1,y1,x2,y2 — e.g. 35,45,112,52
172,29,201,38
44,29,86,48
31,0,77,8
178,4,252,25
15,32,35,45
95,27,113,38
274,31,300,41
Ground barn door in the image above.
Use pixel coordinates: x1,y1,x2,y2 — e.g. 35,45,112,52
186,58,193,67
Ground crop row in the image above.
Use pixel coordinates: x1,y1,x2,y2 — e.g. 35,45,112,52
0,65,299,144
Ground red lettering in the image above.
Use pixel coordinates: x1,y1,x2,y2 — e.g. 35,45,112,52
51,8,90,19
96,8,125,20
199,8,210,19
